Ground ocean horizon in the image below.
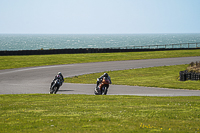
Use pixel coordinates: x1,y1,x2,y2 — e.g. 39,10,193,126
0,33,200,51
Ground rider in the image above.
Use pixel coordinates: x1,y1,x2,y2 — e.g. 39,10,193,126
50,72,64,88
95,73,112,90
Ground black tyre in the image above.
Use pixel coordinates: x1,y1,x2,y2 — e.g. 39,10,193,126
53,86,57,94
50,82,56,94
50,86,57,94
50,87,54,94
104,86,108,95
101,86,108,95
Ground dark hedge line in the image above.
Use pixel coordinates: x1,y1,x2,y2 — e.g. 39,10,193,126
0,48,199,56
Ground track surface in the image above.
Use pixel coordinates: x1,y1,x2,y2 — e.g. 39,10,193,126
0,56,200,96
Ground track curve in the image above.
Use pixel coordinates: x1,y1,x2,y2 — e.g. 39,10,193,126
0,56,200,96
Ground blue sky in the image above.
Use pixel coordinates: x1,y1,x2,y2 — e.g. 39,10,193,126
0,0,200,34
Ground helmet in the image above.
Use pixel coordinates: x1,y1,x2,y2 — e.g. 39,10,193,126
103,73,108,77
58,72,62,75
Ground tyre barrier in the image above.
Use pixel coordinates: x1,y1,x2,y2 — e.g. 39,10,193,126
179,70,200,81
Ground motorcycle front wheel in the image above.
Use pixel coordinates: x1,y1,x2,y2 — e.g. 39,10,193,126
101,86,108,95
54,86,59,94
49,87,54,94
50,86,57,94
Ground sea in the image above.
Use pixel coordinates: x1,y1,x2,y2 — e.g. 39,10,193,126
0,33,200,51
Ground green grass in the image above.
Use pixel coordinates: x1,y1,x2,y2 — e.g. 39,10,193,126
1,50,200,132
65,64,200,90
0,49,200,70
0,94,200,133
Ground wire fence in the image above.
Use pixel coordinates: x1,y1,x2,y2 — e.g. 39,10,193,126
114,42,200,49
1,42,200,55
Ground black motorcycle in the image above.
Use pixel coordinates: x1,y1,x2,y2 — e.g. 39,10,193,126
49,79,61,94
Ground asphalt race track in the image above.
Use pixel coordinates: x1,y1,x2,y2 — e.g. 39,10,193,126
1,56,200,96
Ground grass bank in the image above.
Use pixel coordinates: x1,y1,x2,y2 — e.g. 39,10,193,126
0,49,200,70
65,64,200,90
0,94,199,133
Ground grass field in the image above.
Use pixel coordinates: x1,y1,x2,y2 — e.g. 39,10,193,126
1,50,200,132
0,94,200,133
0,49,200,70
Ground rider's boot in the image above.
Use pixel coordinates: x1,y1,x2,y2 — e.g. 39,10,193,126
95,86,99,92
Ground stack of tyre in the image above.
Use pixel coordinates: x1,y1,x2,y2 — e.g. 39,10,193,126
179,70,200,81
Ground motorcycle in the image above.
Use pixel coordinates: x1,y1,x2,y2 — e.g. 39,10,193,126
49,79,61,94
94,77,110,95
